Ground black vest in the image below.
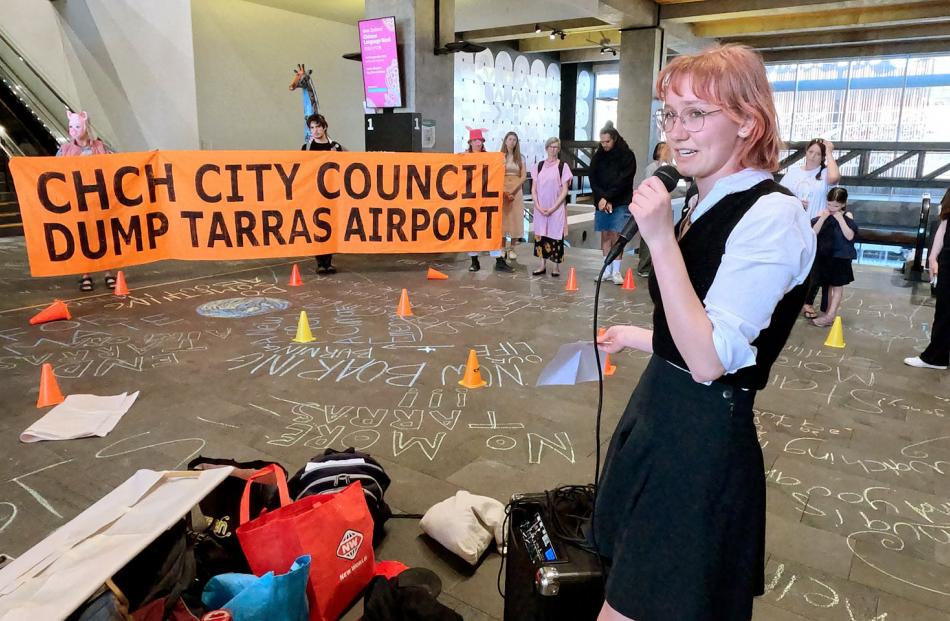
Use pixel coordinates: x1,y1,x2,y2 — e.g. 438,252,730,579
649,179,807,390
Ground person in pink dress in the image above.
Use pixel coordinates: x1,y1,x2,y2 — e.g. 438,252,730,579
530,137,573,277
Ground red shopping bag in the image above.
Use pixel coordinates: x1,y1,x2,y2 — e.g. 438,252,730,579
236,464,375,621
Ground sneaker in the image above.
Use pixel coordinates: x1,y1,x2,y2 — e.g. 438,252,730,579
506,249,518,260
637,270,651,278
903,356,948,370
612,272,624,285
469,257,481,272
595,271,612,283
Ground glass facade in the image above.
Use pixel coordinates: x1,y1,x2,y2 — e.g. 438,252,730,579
767,53,950,268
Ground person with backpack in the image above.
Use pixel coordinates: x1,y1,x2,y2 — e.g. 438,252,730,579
529,137,573,277
589,124,637,284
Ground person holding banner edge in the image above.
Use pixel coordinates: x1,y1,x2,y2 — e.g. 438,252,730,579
55,109,115,292
594,45,815,621
464,127,514,273
500,131,527,261
302,113,344,274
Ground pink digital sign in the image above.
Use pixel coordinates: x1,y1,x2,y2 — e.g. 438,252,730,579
358,16,402,108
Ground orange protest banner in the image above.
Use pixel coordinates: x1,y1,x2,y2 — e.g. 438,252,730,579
10,150,505,276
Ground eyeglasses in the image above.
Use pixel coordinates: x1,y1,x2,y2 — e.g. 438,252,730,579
654,107,723,133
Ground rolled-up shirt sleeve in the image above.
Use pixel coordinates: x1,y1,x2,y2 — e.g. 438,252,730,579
704,193,816,374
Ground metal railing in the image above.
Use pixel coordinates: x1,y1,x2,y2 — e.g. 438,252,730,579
780,141,950,189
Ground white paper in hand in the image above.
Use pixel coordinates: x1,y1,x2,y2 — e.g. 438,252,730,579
20,392,140,443
535,342,607,386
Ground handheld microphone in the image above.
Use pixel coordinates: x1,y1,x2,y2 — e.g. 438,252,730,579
602,165,682,265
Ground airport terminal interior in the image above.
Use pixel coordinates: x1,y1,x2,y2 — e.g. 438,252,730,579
0,1,949,620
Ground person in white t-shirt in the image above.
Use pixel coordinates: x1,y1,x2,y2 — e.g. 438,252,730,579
779,138,840,318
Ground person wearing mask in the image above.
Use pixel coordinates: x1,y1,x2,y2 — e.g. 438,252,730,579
57,109,115,292
905,188,950,370
529,137,572,277
589,126,637,285
463,127,513,273
779,138,840,318
302,113,344,274
595,45,815,621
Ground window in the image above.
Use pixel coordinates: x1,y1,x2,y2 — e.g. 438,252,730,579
593,71,618,135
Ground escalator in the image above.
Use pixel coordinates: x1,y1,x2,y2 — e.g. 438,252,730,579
0,26,70,237
0,73,61,237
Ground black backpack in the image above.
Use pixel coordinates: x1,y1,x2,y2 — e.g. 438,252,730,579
537,160,567,177
289,447,392,545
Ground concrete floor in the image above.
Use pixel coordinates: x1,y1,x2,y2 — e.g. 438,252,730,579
0,234,948,621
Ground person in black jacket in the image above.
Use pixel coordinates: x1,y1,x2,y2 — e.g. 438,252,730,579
302,113,343,274
589,125,637,284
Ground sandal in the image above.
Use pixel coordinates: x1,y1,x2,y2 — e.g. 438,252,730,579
802,306,818,319
104,274,116,289
532,268,546,276
79,275,93,292
811,315,835,327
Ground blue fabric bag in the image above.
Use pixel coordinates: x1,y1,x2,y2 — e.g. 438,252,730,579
202,554,310,621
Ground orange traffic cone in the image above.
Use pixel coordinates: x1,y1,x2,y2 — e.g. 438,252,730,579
36,363,65,407
621,268,636,291
458,349,488,388
113,271,130,296
396,288,413,317
288,264,303,287
564,267,579,291
598,328,617,376
427,267,449,280
30,300,71,325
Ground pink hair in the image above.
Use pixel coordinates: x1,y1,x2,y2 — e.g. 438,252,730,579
656,45,782,172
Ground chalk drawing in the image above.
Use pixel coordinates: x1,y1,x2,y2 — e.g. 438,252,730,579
847,529,950,597
197,416,239,429
197,297,290,318
8,459,74,518
468,411,525,430
527,432,575,464
0,501,16,533
392,431,446,461
95,431,207,469
487,435,518,451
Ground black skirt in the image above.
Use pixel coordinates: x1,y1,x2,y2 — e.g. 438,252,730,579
814,256,854,287
594,356,765,621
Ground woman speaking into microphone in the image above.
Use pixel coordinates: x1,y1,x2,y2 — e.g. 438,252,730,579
594,45,815,621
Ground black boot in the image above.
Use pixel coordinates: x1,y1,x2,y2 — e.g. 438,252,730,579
469,256,481,272
495,257,514,273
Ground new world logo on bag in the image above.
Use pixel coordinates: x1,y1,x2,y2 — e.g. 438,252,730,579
336,529,364,561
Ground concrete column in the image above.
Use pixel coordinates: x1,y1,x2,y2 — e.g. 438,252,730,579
617,28,665,183
365,0,455,152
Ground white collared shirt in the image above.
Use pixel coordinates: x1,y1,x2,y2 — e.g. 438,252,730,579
687,168,816,374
